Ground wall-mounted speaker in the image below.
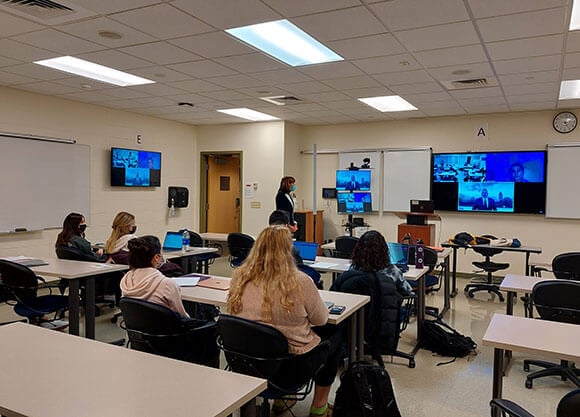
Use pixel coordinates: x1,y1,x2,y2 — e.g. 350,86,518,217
168,186,189,208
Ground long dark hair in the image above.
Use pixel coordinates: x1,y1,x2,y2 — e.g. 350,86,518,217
127,236,161,269
55,212,84,247
351,230,391,272
278,176,295,193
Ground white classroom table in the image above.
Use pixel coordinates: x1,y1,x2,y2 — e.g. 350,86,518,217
31,258,129,339
165,246,220,274
180,277,370,363
499,274,555,316
0,323,266,417
482,314,580,417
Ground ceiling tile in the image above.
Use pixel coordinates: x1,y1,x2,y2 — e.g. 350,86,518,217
0,70,38,85
119,42,202,65
498,70,560,85
477,9,567,43
328,33,406,60
250,69,312,84
14,81,80,95
167,79,224,93
341,86,394,98
373,70,435,86
68,0,161,14
415,44,488,68
395,21,480,52
0,12,43,37
352,54,421,75
129,66,192,83
487,35,564,61
0,55,23,68
427,62,494,81
13,29,105,55
298,61,364,80
262,0,360,17
564,51,580,68
451,86,504,99
2,63,70,81
467,0,567,19
390,81,445,95
206,74,265,89
0,39,54,61
322,75,383,90
214,53,286,73
77,50,152,70
278,80,334,94
168,60,238,78
511,101,558,111
566,31,580,52
169,32,252,59
59,17,157,48
507,92,557,103
494,55,561,75
403,91,454,103
110,4,213,40
371,0,469,31
502,82,559,96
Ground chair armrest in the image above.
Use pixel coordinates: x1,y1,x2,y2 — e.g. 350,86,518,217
490,399,535,417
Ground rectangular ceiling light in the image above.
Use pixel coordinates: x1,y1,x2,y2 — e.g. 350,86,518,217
217,108,279,121
34,56,155,87
358,95,418,112
225,19,343,67
559,80,580,99
571,0,580,30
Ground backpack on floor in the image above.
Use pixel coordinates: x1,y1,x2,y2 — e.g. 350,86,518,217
421,319,477,364
333,361,402,417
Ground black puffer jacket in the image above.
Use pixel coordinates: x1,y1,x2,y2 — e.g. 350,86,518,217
330,268,403,354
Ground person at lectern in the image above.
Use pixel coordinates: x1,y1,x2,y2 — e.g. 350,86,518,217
472,188,497,211
275,176,298,232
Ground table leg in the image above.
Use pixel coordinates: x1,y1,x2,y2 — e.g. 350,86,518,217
85,277,95,340
349,313,357,364
491,347,505,417
440,255,451,316
411,274,425,355
357,309,365,361
450,248,458,297
506,291,515,316
240,398,257,417
525,252,531,276
68,279,80,336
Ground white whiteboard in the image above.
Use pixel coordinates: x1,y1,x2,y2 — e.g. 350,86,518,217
0,135,90,231
546,144,580,219
383,149,431,212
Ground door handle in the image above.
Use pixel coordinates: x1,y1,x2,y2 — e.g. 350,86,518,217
235,197,240,208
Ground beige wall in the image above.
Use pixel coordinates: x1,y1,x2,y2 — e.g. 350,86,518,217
0,86,197,259
196,121,285,237
297,110,580,273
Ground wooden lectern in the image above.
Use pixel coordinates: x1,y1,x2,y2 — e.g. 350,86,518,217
395,212,440,246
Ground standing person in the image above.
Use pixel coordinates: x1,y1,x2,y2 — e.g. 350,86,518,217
55,212,106,262
120,236,189,317
227,226,340,417
275,176,298,232
347,230,413,296
104,211,137,254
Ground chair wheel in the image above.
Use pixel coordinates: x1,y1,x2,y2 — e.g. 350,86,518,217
525,378,533,389
111,316,118,324
467,290,475,298
523,363,530,372
409,359,416,368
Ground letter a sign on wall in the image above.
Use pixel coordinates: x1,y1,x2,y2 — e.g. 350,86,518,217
474,123,489,140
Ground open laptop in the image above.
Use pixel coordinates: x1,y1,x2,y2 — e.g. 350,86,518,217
162,231,197,253
387,242,409,273
293,241,338,270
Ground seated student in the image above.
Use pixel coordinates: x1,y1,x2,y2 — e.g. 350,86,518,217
269,209,304,265
55,212,107,262
120,236,189,317
347,230,413,296
227,226,341,417
104,211,137,255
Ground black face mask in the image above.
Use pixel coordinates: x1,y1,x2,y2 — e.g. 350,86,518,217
130,226,137,234
79,224,87,233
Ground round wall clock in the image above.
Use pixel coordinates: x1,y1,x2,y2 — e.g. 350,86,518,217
553,111,577,134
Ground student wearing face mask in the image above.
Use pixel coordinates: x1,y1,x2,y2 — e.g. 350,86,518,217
104,211,138,254
120,235,189,317
55,212,106,261
275,176,298,232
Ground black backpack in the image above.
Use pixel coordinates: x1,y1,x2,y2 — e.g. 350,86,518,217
421,319,477,364
334,361,402,417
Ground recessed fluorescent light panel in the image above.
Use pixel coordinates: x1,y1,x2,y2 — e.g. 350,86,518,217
559,80,580,100
34,56,155,87
571,0,580,30
217,108,279,121
358,95,418,112
225,19,343,66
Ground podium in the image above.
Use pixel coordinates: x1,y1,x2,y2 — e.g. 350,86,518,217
294,210,324,248
395,212,440,246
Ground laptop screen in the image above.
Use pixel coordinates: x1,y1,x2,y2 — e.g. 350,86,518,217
293,241,319,262
387,242,408,266
163,232,183,250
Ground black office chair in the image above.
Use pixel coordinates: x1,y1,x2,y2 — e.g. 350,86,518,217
406,245,442,317
217,314,330,417
490,389,580,417
189,231,221,272
55,245,121,316
227,233,254,267
464,236,508,302
523,280,580,389
119,297,219,367
333,236,359,259
0,260,68,325
534,252,580,281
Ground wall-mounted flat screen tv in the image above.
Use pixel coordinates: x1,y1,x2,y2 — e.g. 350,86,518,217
111,147,161,187
432,150,546,214
336,169,371,191
337,192,373,213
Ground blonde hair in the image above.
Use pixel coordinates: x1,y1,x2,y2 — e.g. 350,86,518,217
104,211,135,254
227,225,301,321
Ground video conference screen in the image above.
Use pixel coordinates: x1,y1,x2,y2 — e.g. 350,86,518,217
111,147,161,187
337,192,373,213
336,169,371,191
432,150,546,214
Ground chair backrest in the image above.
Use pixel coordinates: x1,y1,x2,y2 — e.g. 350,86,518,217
334,236,359,259
552,252,580,280
119,297,218,366
0,260,39,302
558,389,580,417
110,251,130,265
188,231,203,247
55,245,102,262
532,280,580,325
227,233,255,259
297,264,322,288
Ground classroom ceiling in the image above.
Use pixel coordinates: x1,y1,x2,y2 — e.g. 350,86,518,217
0,0,578,126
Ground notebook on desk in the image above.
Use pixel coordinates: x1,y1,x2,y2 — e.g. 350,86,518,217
196,277,230,290
2,256,48,267
387,242,409,273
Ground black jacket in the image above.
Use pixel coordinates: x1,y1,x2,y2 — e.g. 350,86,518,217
330,269,403,354
275,191,296,225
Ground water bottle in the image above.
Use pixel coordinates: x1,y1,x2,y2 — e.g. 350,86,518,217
182,229,190,252
415,241,424,269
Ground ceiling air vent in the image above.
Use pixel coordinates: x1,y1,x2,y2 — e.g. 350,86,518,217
441,77,498,90
0,0,95,24
260,96,302,106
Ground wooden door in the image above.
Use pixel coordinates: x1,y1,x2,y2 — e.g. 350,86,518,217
206,155,240,233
